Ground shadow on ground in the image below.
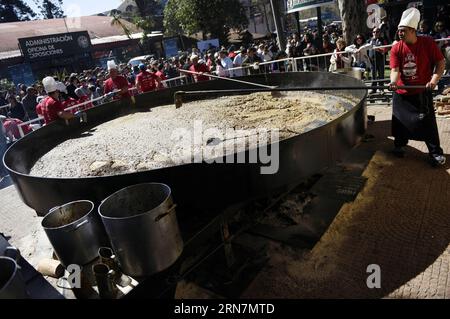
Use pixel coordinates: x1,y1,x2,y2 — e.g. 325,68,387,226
242,119,450,299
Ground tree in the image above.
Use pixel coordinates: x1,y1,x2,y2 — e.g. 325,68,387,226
134,0,163,18
110,12,133,40
39,0,65,19
126,1,165,53
337,0,368,45
0,0,36,23
164,0,248,45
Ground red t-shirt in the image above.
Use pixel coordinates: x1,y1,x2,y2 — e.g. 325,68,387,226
63,97,79,114
155,71,167,89
42,96,65,125
136,71,159,93
3,119,32,139
390,36,444,95
104,75,131,99
36,102,44,117
155,71,167,81
77,96,92,111
189,63,210,82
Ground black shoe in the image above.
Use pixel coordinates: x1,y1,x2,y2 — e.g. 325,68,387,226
429,154,446,167
392,146,406,158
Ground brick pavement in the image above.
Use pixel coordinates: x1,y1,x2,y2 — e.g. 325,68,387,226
369,106,450,299
243,104,450,299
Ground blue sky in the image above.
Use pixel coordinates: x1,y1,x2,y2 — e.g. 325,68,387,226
26,0,122,17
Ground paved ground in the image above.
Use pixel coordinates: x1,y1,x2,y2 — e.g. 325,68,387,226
1,103,450,299
242,105,450,299
0,186,53,269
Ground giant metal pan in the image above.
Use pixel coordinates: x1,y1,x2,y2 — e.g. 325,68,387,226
3,72,367,216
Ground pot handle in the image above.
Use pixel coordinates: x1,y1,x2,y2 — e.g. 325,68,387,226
154,204,178,222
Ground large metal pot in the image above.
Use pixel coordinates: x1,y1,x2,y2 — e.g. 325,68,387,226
98,183,184,277
42,200,107,268
0,257,29,299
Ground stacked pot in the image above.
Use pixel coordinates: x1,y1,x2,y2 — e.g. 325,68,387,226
41,183,184,278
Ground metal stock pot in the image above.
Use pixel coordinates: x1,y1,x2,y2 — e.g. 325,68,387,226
42,200,107,267
98,183,184,277
0,256,29,299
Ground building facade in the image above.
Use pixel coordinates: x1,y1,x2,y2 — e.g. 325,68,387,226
0,16,163,84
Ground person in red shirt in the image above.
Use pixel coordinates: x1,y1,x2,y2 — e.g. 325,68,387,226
56,82,79,114
41,77,74,125
0,116,32,140
155,64,167,89
135,64,162,93
62,95,79,114
104,61,132,101
75,88,92,111
189,55,210,82
155,65,167,81
389,8,446,166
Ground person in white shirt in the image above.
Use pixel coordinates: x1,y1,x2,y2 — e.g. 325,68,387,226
329,38,352,72
262,45,273,62
219,50,234,77
233,48,247,77
257,44,265,59
345,34,372,71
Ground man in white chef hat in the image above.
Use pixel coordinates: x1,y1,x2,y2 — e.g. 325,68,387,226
389,7,446,166
104,60,132,101
40,76,74,125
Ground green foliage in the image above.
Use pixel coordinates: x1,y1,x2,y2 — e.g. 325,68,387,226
0,79,15,92
0,0,36,23
134,0,163,18
53,69,69,82
164,0,248,45
111,13,133,39
39,0,65,19
134,17,155,32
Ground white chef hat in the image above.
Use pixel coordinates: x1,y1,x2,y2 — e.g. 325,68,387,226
107,60,118,70
56,81,68,94
42,76,58,93
398,7,421,30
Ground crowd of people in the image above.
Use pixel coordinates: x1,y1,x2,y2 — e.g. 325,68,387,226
1,13,449,150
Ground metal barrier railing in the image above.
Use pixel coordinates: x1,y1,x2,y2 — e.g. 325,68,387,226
227,37,449,78
161,75,190,88
9,37,450,139
18,116,45,138
0,104,10,111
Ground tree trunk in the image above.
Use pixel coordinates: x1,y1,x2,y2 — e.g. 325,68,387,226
337,0,368,46
269,0,286,53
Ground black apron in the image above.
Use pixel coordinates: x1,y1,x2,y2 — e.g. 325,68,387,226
392,91,440,144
